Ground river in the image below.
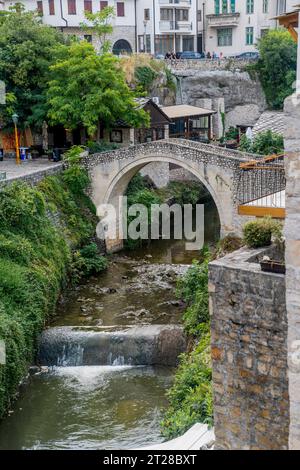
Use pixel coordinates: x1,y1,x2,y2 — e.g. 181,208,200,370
0,200,219,450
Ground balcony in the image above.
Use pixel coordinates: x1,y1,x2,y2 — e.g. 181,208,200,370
159,21,192,32
206,12,240,28
159,0,191,5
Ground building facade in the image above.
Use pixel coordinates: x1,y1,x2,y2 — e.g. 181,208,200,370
1,0,296,56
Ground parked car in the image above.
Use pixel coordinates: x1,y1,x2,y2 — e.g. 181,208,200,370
155,53,165,60
234,52,259,60
180,51,203,60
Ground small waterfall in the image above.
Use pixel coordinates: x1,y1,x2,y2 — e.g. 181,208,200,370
37,325,186,368
57,343,84,367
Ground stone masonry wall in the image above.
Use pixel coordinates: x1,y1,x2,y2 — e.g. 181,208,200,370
0,164,63,189
284,95,300,449
209,246,289,450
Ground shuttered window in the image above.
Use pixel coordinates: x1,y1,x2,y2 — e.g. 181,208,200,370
117,2,125,17
68,0,77,15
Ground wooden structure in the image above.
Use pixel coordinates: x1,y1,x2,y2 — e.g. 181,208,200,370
274,6,299,43
161,104,216,142
105,98,171,146
237,153,286,219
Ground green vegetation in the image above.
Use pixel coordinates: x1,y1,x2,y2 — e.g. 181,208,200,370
239,130,284,155
0,4,65,129
87,140,119,154
80,6,115,53
124,175,208,250
125,174,162,250
255,29,297,109
243,216,282,248
135,66,158,93
0,151,106,418
161,251,213,439
157,181,207,206
47,41,149,136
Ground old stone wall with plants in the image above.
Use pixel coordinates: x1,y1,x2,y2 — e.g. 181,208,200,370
0,150,106,419
209,219,288,450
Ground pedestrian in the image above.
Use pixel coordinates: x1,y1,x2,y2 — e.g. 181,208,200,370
206,51,211,59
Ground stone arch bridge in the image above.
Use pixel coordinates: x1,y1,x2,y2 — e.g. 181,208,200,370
83,139,253,252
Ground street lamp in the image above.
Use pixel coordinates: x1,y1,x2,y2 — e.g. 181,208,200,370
12,113,20,165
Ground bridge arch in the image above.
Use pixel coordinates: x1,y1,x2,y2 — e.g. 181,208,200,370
85,140,243,252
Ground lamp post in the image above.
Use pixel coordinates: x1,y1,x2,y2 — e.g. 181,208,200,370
12,113,20,165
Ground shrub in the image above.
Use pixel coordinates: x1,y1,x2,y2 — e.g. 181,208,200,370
70,243,107,283
243,217,282,248
87,140,119,154
135,65,158,92
255,29,297,109
239,130,284,155
0,169,99,418
161,253,213,438
161,329,213,439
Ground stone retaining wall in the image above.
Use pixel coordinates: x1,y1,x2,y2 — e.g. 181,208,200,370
169,58,257,74
0,164,63,189
209,246,289,450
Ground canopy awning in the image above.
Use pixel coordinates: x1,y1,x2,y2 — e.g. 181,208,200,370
273,6,300,42
161,105,216,120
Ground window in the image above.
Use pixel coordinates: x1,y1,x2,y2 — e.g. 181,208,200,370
160,8,173,21
217,28,232,46
214,0,220,15
182,36,194,51
175,9,188,22
222,0,228,13
138,34,151,52
260,28,268,37
84,34,92,42
277,0,286,14
84,0,92,12
197,10,202,22
68,0,76,15
117,2,124,17
100,1,108,9
48,0,54,15
230,0,235,13
246,0,254,14
144,8,150,21
262,0,268,13
246,26,254,44
37,0,43,15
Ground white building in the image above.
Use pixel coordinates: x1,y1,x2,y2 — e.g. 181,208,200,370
1,0,296,56
197,0,296,57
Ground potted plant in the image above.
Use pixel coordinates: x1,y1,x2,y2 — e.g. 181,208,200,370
243,217,285,274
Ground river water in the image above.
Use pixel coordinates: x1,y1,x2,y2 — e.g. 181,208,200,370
0,200,219,450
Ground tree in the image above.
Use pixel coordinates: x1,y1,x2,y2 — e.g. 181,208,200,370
47,41,149,136
0,5,65,129
255,29,297,109
239,130,284,155
80,7,115,52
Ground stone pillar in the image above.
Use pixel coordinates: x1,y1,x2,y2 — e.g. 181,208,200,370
164,124,169,139
284,94,300,449
129,128,135,146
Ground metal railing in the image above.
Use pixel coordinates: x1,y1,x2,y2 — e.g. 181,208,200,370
159,21,192,31
237,154,286,206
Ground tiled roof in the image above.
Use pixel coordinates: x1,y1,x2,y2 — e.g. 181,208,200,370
252,111,287,137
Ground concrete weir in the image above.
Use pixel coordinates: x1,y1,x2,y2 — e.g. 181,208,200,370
37,325,187,367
